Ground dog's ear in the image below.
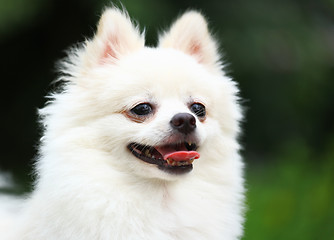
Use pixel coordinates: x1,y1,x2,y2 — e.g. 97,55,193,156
159,11,221,71
84,8,145,66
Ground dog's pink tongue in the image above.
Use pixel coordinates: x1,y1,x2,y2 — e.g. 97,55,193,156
163,151,200,161
155,145,200,162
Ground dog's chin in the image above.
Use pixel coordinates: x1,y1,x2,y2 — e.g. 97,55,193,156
127,141,200,175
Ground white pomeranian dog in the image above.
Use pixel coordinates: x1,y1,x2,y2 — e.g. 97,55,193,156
0,7,245,240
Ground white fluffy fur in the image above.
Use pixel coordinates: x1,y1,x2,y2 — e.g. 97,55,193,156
0,8,244,239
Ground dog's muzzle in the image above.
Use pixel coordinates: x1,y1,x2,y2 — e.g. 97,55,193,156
128,113,200,174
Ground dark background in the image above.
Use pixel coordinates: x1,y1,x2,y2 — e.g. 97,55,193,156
1,0,333,239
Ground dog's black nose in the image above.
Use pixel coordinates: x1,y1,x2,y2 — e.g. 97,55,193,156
170,113,196,134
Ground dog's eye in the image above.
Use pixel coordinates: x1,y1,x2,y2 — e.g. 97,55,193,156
190,103,206,118
131,103,153,116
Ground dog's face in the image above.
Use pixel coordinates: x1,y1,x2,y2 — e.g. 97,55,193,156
98,49,223,179
53,10,241,181
121,50,207,175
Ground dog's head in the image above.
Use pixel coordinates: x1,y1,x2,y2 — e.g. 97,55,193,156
46,9,242,181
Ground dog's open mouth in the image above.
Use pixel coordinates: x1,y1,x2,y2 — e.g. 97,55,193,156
127,142,200,174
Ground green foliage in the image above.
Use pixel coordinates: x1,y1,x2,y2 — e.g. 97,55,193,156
0,0,47,37
244,139,334,239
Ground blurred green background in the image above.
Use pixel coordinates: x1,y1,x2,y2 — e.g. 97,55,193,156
1,0,333,239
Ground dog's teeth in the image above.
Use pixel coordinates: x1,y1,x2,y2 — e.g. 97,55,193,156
167,159,176,166
166,158,194,166
144,149,152,157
